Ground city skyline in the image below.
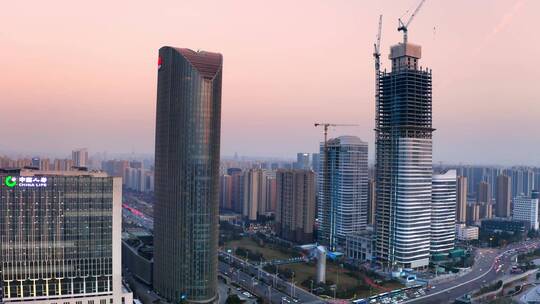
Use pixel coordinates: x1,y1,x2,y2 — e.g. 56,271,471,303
1,0,539,166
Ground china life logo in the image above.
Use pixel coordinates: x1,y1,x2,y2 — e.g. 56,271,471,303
4,176,16,188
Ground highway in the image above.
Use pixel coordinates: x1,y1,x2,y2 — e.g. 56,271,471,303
406,240,540,303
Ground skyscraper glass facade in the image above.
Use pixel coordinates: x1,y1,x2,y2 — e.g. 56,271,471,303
431,170,457,255
0,170,123,303
318,136,368,251
153,47,222,303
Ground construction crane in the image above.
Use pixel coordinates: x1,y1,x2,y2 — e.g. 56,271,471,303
373,15,383,72
397,0,426,44
314,123,359,147
374,15,383,130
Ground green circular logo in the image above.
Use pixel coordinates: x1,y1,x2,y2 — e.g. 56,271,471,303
4,176,16,188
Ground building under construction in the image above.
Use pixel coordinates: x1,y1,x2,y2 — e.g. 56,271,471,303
374,40,434,269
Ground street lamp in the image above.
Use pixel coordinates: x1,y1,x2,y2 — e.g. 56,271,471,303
291,271,295,298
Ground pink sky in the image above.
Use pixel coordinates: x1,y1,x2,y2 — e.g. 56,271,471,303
1,0,538,165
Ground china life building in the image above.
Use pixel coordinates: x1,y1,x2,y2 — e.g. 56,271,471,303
0,169,131,304
153,47,222,303
375,41,433,270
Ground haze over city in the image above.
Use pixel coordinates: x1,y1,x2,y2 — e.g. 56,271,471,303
1,0,538,165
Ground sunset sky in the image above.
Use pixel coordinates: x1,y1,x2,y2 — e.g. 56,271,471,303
1,0,538,165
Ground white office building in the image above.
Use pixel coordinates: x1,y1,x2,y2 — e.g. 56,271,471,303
431,170,457,254
513,195,539,230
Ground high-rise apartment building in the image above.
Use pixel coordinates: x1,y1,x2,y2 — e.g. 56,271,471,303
228,168,244,213
220,174,233,210
431,170,456,255
0,169,132,304
266,175,277,212
479,202,493,219
72,148,88,167
243,169,261,220
467,203,480,225
456,176,468,223
53,158,74,171
102,159,130,178
478,181,491,204
31,156,40,168
496,175,512,218
375,40,433,270
242,169,276,220
275,169,316,243
153,47,222,303
318,136,368,250
312,153,320,173
513,195,539,230
295,153,310,170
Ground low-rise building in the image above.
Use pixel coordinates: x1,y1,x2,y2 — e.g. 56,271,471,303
345,231,375,263
480,218,528,239
456,223,479,241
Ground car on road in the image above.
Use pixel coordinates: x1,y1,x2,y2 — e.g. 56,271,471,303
242,292,252,298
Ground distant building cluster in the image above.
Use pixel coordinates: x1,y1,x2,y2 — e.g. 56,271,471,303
0,150,155,193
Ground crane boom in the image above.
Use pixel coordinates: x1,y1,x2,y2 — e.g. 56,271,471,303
373,15,383,72
314,122,359,147
397,0,426,44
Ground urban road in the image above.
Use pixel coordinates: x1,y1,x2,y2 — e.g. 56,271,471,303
219,253,325,304
123,196,325,304
405,239,540,304
122,198,540,304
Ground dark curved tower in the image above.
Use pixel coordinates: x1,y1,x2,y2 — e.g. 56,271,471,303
153,46,223,303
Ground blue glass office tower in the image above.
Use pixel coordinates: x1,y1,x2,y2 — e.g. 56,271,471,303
153,47,223,303
317,136,368,251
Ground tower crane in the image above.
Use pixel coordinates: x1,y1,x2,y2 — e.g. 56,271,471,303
374,15,383,130
373,15,383,72
397,0,426,44
314,123,359,147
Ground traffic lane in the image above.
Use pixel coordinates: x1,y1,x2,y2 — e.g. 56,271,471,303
219,262,292,304
410,267,499,304
408,246,525,304
220,252,323,303
220,261,322,304
407,253,500,303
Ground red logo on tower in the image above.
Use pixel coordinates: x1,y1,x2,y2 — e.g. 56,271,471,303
158,56,163,70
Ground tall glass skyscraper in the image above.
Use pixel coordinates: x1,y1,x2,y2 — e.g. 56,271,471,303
375,41,433,270
153,47,223,303
317,136,368,251
0,169,131,304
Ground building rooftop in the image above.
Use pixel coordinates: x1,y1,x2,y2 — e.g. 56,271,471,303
0,167,109,177
326,135,366,146
171,47,223,79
